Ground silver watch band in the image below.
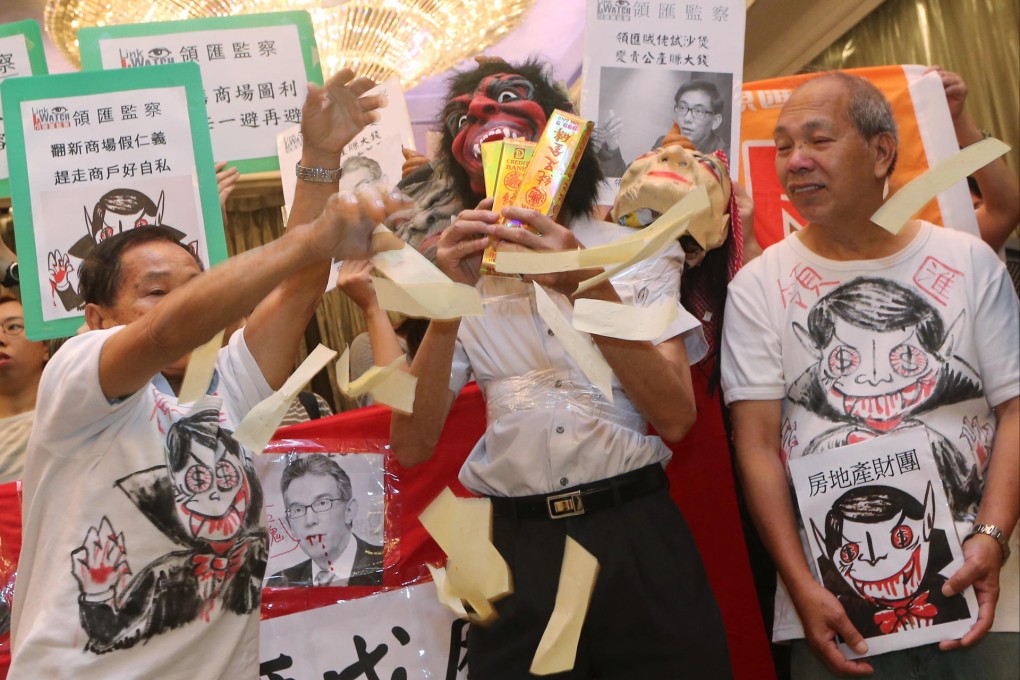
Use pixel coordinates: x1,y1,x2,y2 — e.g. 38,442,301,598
965,524,1011,565
295,161,342,183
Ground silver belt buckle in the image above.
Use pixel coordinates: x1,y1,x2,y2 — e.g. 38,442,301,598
546,490,585,519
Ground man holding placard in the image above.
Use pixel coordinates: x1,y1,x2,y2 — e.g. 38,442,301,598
722,71,1019,678
10,69,404,678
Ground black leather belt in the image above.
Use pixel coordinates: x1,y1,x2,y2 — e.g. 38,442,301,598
489,464,668,521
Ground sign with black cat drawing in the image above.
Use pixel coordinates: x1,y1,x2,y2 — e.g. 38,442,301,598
1,62,225,340
789,427,978,658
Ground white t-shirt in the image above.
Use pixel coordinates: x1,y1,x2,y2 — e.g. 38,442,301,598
451,216,707,497
0,410,32,484
11,327,273,679
721,223,1020,641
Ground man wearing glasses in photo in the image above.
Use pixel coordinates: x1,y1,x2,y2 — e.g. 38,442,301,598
266,454,383,587
662,80,728,155
0,296,49,484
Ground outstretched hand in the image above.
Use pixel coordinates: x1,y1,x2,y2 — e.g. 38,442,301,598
301,69,387,164
337,259,380,312
309,184,412,263
925,66,968,122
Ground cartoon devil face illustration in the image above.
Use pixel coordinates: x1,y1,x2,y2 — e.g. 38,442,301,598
444,73,548,194
816,320,941,432
815,483,934,604
165,413,251,544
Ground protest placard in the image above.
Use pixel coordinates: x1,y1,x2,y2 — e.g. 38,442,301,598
0,19,48,198
2,62,225,340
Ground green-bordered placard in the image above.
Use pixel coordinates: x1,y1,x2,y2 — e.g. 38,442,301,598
0,19,49,198
1,62,226,340
79,11,323,174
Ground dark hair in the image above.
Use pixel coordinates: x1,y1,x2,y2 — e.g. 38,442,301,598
79,226,202,307
674,80,724,115
280,454,353,502
806,71,898,176
823,485,924,558
341,155,384,182
436,58,604,223
804,277,943,353
165,409,243,474
91,188,159,239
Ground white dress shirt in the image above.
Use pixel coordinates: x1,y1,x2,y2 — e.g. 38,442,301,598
450,217,706,497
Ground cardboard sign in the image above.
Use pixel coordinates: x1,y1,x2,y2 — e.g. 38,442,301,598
0,20,48,198
789,429,977,659
581,0,745,204
1,63,225,340
79,11,322,174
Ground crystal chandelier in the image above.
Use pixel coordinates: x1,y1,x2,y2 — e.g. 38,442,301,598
45,0,537,89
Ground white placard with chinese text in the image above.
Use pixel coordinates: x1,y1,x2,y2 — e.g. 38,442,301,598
2,63,224,340
789,429,977,658
79,12,322,173
0,20,48,197
580,0,745,204
259,584,468,679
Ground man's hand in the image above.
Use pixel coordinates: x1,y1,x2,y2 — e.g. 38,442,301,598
308,184,411,262
215,161,240,208
301,69,386,165
940,532,1002,649
925,66,967,121
436,198,497,286
592,109,624,152
337,259,380,312
493,206,605,298
791,579,873,676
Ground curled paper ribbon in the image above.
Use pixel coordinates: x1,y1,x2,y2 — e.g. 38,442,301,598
177,329,225,404
336,346,417,413
871,137,1010,234
533,283,614,404
234,344,337,453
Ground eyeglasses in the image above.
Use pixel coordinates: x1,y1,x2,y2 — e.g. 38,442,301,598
0,318,26,337
675,103,713,120
286,497,348,519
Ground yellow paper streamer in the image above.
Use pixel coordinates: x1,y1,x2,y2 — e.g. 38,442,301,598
492,185,708,279
177,329,225,404
571,299,679,342
533,283,614,403
530,536,600,675
370,225,450,285
234,344,337,453
371,276,483,320
871,137,1011,234
419,488,512,625
336,347,416,413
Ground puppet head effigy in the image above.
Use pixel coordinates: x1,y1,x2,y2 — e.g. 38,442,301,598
610,126,731,266
438,58,603,223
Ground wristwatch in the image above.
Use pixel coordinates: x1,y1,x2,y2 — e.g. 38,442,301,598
295,161,342,183
965,524,1011,565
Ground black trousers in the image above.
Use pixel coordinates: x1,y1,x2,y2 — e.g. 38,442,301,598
467,485,733,680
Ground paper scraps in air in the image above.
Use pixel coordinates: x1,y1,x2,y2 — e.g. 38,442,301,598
571,299,678,342
492,185,708,297
369,225,483,318
530,536,600,675
177,329,225,404
419,488,512,624
427,563,469,619
872,137,1010,233
371,276,483,320
234,344,337,453
336,346,416,413
534,283,614,403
